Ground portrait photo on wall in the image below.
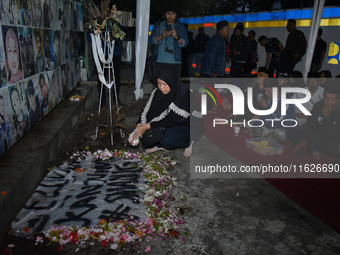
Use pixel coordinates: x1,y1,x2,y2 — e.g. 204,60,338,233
69,59,75,90
70,31,76,60
0,87,15,155
23,77,41,129
43,29,54,71
18,27,35,78
32,28,45,74
52,30,60,67
60,63,68,98
8,82,29,141
2,25,24,85
0,27,9,87
1,0,15,25
38,72,50,117
55,0,63,31
54,66,62,103
49,0,58,30
61,31,70,65
64,0,73,32
33,0,43,27
15,0,33,26
43,0,52,28
75,1,83,31
46,69,56,110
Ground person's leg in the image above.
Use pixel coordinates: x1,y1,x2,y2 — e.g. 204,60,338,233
160,125,190,150
195,53,203,74
268,58,278,76
188,53,194,76
230,62,244,78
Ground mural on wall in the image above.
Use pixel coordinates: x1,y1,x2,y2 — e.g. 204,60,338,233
0,0,85,156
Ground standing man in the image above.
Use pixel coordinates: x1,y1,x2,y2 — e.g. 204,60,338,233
201,20,230,78
277,19,307,74
150,3,188,79
194,27,210,76
310,28,327,72
244,30,258,75
258,35,284,76
229,23,251,77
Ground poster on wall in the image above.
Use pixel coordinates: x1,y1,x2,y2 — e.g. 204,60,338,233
18,27,35,78
64,0,73,32
33,0,43,27
46,69,56,109
15,0,33,26
32,28,45,74
70,31,76,60
0,27,8,87
61,31,70,65
54,66,62,103
68,59,75,91
23,77,41,129
0,86,15,154
43,0,52,28
58,0,65,31
1,0,15,25
43,29,54,71
74,1,83,31
60,63,68,98
2,25,24,85
37,72,50,117
52,30,60,67
8,83,30,142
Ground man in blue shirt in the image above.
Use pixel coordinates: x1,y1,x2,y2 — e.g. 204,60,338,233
150,3,188,79
201,20,230,77
258,35,284,76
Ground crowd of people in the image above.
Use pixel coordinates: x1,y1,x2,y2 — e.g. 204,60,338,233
141,3,339,160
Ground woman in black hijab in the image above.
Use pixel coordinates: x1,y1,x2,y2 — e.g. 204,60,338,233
133,67,195,156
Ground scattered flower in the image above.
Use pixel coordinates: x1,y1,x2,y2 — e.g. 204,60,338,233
34,150,184,252
145,245,151,253
75,167,83,173
69,95,84,102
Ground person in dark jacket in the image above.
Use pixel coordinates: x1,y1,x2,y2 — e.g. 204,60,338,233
277,19,307,74
194,27,210,75
294,82,340,160
133,67,197,157
229,23,251,77
201,20,230,77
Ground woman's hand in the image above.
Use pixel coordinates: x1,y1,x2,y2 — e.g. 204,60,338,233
133,123,151,139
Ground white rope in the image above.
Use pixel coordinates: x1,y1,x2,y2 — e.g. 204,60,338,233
90,33,114,89
94,32,115,64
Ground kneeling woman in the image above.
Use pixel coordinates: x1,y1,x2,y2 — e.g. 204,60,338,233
133,67,193,157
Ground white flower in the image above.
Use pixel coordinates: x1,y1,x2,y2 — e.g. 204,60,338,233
110,243,118,250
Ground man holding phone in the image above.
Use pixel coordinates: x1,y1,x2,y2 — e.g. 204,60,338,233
150,3,188,79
